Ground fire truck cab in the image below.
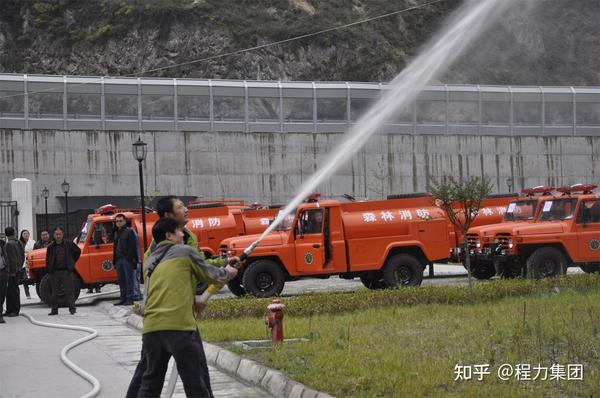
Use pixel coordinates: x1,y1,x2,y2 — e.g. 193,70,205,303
467,184,600,279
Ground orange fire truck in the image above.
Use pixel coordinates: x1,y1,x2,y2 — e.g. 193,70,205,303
27,201,279,304
220,193,518,297
467,184,600,279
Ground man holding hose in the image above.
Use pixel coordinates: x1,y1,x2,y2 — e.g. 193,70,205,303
136,217,238,397
126,196,228,397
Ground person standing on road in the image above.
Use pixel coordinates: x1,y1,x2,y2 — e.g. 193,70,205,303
113,214,139,306
135,217,238,397
19,230,35,299
33,230,51,249
4,227,24,317
0,236,9,323
45,227,81,315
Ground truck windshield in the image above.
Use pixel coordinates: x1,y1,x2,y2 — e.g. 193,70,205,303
504,200,537,221
539,198,578,221
273,210,296,231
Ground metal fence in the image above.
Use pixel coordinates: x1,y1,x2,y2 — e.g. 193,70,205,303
0,200,18,234
0,74,599,136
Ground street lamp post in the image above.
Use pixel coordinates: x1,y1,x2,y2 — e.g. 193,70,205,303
132,136,148,251
61,180,70,238
42,187,50,233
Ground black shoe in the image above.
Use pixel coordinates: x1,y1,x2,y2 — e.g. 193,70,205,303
0,317,5,323
86,289,94,293
114,301,126,306
69,308,76,315
48,310,58,316
122,301,133,306
6,313,18,317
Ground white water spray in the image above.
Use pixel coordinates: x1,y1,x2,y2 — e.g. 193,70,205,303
252,0,516,247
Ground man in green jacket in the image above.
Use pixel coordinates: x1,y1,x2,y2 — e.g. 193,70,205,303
126,195,225,397
136,217,238,397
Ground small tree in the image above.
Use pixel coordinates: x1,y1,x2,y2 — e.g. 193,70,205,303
429,175,493,289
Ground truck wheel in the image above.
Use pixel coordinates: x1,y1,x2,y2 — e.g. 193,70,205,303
382,254,423,288
242,260,285,298
471,264,495,280
526,247,567,279
359,272,386,289
39,274,83,306
580,264,600,273
226,275,247,297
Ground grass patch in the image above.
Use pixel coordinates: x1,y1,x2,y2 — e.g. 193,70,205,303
198,275,600,397
201,274,600,320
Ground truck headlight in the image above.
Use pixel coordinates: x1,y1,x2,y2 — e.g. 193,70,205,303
475,239,481,248
227,250,237,257
507,239,513,249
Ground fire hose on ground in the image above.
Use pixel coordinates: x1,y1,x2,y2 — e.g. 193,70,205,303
20,312,101,398
17,289,120,398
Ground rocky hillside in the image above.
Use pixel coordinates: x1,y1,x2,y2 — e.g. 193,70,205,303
0,0,598,85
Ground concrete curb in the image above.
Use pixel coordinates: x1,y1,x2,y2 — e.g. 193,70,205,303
98,302,334,398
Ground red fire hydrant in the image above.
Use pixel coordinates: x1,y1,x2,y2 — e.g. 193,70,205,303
265,299,285,346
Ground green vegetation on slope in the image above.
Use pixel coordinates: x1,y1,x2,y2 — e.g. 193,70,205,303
0,0,598,85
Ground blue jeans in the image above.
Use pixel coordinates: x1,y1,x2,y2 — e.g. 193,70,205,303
115,258,135,304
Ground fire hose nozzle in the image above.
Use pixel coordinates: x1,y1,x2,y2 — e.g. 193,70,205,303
226,240,258,267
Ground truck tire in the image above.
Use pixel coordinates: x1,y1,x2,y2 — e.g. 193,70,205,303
39,274,82,306
359,272,386,289
580,264,600,273
471,264,495,280
382,253,424,288
226,275,247,297
526,247,567,279
242,259,285,298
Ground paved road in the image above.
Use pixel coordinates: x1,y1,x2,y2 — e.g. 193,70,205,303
1,292,271,398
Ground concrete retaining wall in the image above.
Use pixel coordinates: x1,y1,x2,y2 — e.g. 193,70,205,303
1,129,598,214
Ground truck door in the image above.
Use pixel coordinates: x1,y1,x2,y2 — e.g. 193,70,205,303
295,209,326,273
575,199,600,262
87,220,118,283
